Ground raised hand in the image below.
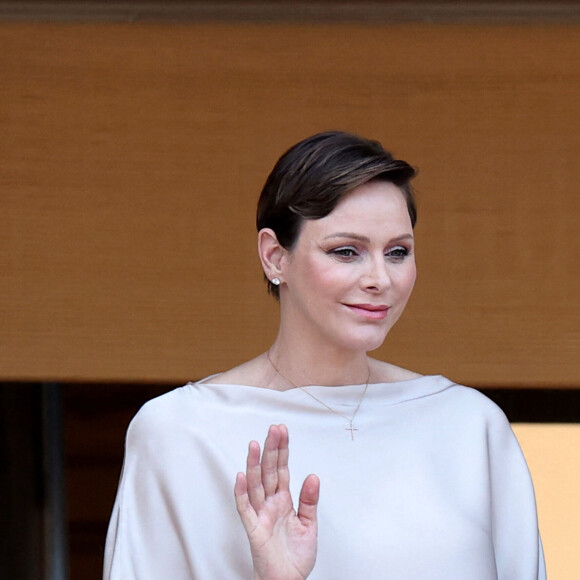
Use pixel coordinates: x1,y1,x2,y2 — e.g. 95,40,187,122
234,424,320,580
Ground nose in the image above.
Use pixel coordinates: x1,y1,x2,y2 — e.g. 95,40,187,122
363,255,391,292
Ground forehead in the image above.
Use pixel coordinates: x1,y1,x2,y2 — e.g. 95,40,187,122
302,181,412,237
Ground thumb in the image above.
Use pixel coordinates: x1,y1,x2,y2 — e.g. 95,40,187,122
297,474,320,525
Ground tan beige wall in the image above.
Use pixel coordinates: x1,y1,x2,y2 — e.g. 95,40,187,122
1,22,579,385
514,424,580,580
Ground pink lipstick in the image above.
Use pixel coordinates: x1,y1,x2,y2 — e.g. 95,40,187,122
345,304,389,320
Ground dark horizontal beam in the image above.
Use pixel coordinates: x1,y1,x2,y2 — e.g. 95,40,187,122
61,381,580,423
1,1,580,23
478,388,580,423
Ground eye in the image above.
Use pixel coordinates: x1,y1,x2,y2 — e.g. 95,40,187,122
329,246,359,260
385,245,410,262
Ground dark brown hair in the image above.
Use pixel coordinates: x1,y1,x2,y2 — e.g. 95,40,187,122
257,131,417,298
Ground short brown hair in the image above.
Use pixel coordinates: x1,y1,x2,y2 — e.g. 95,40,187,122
256,131,417,298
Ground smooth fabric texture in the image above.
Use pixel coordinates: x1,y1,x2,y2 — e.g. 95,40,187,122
104,375,546,579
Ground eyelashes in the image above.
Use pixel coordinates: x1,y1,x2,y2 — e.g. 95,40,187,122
386,246,411,261
330,247,358,259
328,245,412,263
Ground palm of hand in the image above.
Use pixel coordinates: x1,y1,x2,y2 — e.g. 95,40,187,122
235,425,320,580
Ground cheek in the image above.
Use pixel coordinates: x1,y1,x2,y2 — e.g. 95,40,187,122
307,268,344,297
397,264,417,296
291,257,337,303
303,256,352,286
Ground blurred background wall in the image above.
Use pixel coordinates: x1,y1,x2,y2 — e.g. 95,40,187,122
1,2,579,578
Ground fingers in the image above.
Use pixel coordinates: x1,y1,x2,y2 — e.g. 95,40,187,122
261,425,282,497
235,424,321,552
245,440,266,509
236,425,290,510
234,472,249,510
256,424,291,497
297,474,320,526
240,425,291,508
276,425,290,492
234,472,258,531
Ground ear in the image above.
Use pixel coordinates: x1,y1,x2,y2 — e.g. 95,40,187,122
258,228,287,283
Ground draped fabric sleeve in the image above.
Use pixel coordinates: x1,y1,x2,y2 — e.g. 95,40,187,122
102,388,254,580
103,398,216,580
485,404,546,580
103,402,196,580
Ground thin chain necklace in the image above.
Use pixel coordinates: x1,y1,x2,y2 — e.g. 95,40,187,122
266,350,371,441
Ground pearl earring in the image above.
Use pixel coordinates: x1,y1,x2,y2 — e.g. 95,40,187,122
271,278,281,286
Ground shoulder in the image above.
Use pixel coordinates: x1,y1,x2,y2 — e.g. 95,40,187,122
369,360,508,422
126,386,195,448
437,383,519,448
202,355,269,386
370,358,423,382
420,382,523,464
449,383,507,419
433,379,508,420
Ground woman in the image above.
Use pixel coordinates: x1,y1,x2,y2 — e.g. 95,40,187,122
104,131,545,579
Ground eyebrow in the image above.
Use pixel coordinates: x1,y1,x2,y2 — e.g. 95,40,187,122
323,232,414,243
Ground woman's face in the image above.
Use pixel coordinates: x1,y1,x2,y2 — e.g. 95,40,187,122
279,180,416,354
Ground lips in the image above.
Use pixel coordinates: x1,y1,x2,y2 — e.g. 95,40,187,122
345,303,390,320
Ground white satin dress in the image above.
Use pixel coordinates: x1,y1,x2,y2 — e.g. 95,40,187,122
104,375,546,579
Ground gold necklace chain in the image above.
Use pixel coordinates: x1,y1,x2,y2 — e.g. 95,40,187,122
266,350,371,441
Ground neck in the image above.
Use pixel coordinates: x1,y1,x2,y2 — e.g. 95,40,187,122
267,331,371,388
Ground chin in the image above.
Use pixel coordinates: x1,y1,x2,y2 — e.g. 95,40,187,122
339,328,391,354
